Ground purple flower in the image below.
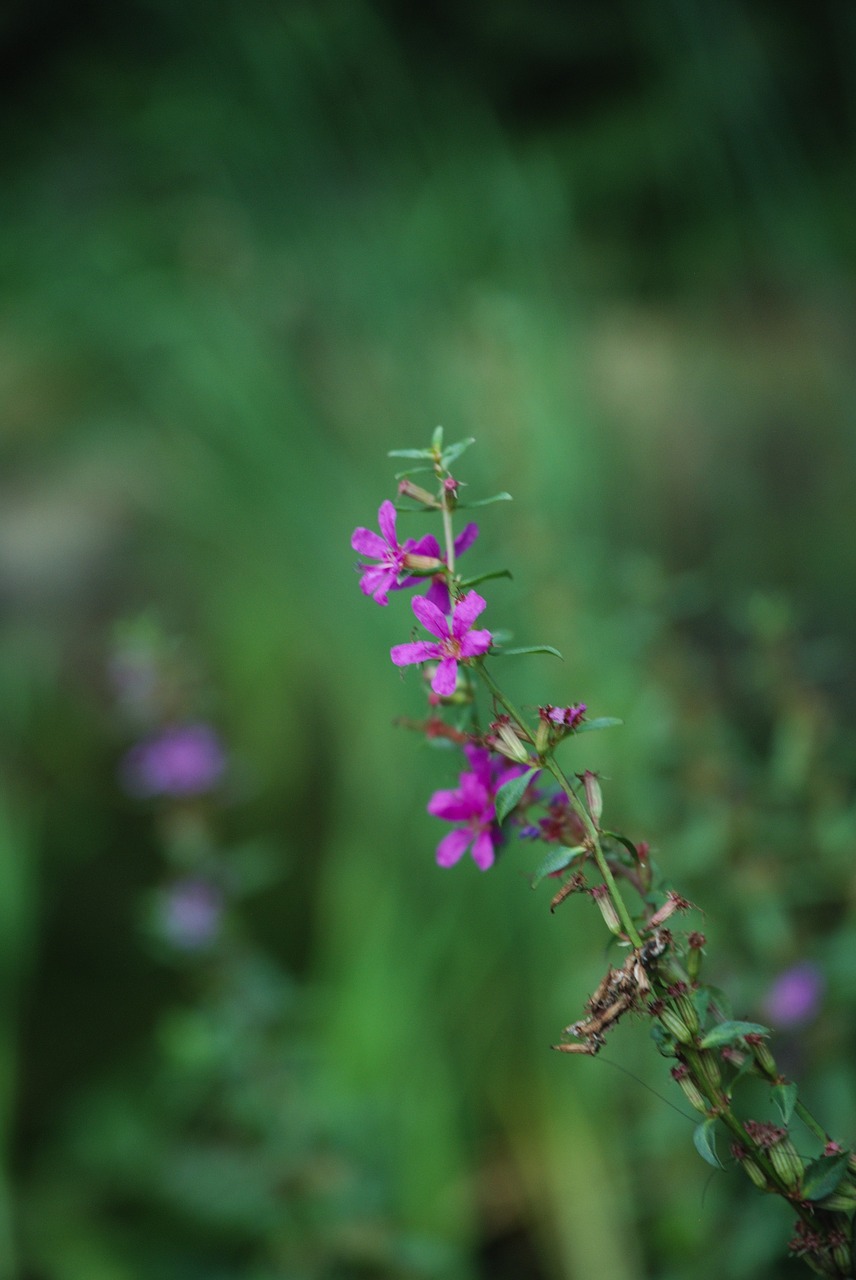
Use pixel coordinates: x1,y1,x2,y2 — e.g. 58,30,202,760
159,877,223,950
542,703,587,730
390,590,492,696
351,500,433,606
120,722,227,798
427,744,526,870
762,962,824,1029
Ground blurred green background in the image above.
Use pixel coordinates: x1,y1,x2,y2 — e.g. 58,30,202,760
3,1,856,1277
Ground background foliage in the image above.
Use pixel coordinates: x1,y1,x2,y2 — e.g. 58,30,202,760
2,1,856,1276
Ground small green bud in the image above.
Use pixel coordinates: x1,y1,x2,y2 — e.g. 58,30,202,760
767,1135,803,1189
657,1003,695,1045
590,884,623,937
671,1064,708,1114
582,771,603,825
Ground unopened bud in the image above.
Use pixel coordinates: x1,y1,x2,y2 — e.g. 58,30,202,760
687,932,706,982
817,1188,856,1211
492,721,532,765
745,1032,777,1079
582,771,603,825
832,1240,852,1275
731,1143,769,1191
671,1063,708,1113
685,1047,721,1093
402,552,444,575
667,983,700,1036
656,1002,695,1045
590,884,623,937
398,478,440,508
768,1136,803,1189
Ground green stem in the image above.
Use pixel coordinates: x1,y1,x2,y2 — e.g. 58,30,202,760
475,662,643,949
794,1099,832,1145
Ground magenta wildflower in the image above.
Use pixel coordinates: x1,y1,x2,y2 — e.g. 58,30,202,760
427,744,526,870
120,723,227,797
391,590,492,696
351,500,416,606
542,703,587,730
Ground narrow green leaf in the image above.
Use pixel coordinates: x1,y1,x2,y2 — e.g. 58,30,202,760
492,644,563,659
393,465,436,480
531,844,585,887
802,1152,851,1202
699,1020,770,1050
457,492,513,508
693,1118,723,1168
431,425,444,450
388,447,434,459
459,569,513,589
603,831,638,859
441,437,475,466
575,717,624,734
771,1082,799,1126
495,768,539,824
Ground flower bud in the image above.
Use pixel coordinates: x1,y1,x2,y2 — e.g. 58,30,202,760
685,1047,721,1093
492,720,532,765
667,983,700,1036
686,932,706,983
832,1240,852,1275
398,478,440,507
744,1032,777,1079
590,884,623,937
731,1143,770,1191
402,552,444,575
656,1002,695,1045
582,771,603,825
767,1136,804,1189
671,1064,708,1113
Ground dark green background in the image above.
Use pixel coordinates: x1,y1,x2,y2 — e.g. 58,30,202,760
2,2,856,1276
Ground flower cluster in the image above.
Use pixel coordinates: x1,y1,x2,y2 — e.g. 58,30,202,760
352,434,854,1279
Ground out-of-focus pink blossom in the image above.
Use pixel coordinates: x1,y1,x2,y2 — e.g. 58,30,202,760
159,878,223,949
427,744,525,870
120,723,227,797
762,962,824,1028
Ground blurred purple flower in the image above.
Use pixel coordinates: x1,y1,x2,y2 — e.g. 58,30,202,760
121,723,227,798
160,878,223,949
762,961,824,1029
427,743,525,870
390,590,492,697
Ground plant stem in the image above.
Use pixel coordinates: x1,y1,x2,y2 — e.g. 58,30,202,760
476,662,643,948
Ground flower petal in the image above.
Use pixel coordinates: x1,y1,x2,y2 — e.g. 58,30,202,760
459,627,492,658
427,788,472,820
454,522,479,557
390,641,439,667
377,500,398,547
422,577,452,614
431,657,458,697
412,594,451,640
351,527,389,558
451,590,486,638
409,533,443,559
470,829,496,870
359,565,394,604
435,828,471,867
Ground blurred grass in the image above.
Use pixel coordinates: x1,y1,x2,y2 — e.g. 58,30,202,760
2,1,856,1277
